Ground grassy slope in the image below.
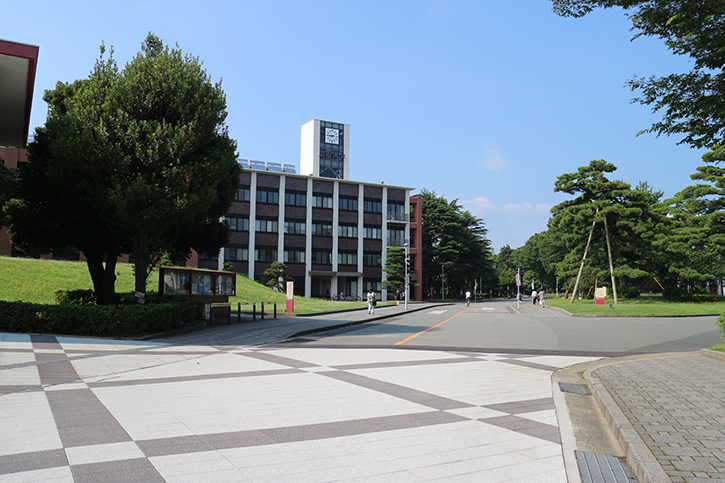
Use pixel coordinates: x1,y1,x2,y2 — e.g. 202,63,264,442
0,256,373,313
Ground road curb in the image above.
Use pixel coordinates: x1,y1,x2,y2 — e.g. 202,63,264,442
701,348,725,361
582,354,693,483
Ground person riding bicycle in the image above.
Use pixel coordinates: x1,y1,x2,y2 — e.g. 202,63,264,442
465,290,472,307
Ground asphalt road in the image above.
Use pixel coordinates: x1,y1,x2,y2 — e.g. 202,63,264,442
281,299,723,356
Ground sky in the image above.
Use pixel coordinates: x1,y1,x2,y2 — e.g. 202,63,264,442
3,0,706,252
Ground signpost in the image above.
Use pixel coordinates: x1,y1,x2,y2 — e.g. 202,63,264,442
286,282,294,313
595,287,607,305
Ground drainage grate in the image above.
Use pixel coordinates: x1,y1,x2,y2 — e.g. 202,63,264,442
559,382,591,395
575,451,637,483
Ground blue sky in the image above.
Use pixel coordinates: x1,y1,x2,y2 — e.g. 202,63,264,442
4,0,705,252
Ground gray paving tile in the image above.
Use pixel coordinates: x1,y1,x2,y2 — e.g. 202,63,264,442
71,458,166,483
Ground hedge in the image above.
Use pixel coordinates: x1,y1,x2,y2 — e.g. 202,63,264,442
0,298,204,338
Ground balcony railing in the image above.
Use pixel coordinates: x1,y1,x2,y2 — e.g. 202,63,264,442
387,212,408,223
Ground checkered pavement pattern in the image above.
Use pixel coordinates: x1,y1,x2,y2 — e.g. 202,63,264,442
0,332,599,482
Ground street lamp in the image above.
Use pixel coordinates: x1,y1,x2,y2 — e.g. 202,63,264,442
403,241,409,310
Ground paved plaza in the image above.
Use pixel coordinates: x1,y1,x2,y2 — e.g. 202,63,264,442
0,331,597,482
1,302,724,482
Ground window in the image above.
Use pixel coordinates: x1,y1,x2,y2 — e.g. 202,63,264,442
285,191,307,207
388,228,405,247
224,247,249,261
255,219,278,233
312,223,332,236
364,279,382,299
284,221,306,235
388,202,406,221
284,249,306,263
339,197,358,211
363,226,382,239
313,195,333,208
363,252,381,266
338,252,357,265
255,248,277,262
364,199,382,213
312,250,332,264
338,225,358,238
235,187,250,201
256,189,279,204
229,216,249,232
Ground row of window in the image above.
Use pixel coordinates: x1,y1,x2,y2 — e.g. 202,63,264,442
224,248,382,266
228,216,397,240
233,186,401,214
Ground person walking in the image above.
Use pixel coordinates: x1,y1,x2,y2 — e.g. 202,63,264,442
540,289,546,308
395,289,400,306
531,289,538,305
367,288,376,315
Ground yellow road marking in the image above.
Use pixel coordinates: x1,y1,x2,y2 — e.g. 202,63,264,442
394,309,466,346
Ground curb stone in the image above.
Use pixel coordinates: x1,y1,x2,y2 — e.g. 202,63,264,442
584,361,674,483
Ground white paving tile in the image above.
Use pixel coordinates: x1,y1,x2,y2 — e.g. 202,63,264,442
65,441,144,465
0,391,62,456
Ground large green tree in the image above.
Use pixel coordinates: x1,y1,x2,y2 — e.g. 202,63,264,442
421,189,495,297
550,160,664,297
5,52,124,304
551,0,725,150
5,34,241,304
654,148,725,286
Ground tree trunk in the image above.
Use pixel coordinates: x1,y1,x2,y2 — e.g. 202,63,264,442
134,244,151,296
84,251,118,305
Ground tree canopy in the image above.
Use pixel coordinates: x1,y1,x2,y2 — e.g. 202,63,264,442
0,160,17,228
654,149,725,284
551,0,725,149
421,189,495,297
5,34,241,304
264,262,293,292
550,160,664,296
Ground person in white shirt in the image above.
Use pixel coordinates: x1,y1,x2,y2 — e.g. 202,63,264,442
367,288,376,315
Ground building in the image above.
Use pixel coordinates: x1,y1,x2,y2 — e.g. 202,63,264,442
197,120,422,301
0,39,39,258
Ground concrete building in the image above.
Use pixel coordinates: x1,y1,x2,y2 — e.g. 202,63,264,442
197,120,423,301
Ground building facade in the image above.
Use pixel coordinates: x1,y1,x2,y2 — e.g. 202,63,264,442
197,168,415,301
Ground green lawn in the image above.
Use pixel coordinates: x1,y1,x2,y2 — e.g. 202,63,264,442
0,256,387,314
545,293,725,316
0,257,147,304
